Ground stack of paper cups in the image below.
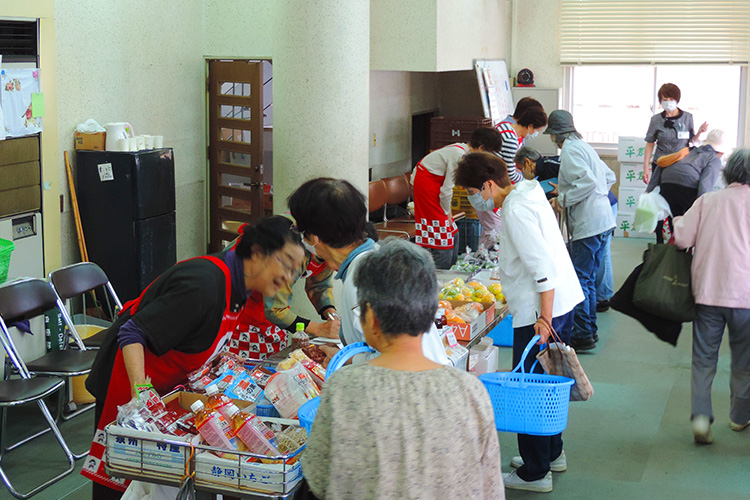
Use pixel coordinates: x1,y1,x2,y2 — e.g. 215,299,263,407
153,135,164,148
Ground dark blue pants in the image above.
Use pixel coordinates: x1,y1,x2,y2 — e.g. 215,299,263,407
512,311,574,481
570,229,612,342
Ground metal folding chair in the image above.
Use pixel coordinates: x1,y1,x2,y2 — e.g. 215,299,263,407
0,285,77,498
48,262,123,351
0,278,97,459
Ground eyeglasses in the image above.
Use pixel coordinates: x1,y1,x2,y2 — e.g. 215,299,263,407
274,254,300,277
351,302,367,317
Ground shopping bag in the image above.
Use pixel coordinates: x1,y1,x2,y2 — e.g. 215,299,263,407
535,318,594,402
633,187,672,233
121,480,179,500
632,243,695,323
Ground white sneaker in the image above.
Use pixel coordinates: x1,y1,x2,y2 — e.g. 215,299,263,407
693,415,714,444
503,470,553,493
510,450,567,472
730,419,750,432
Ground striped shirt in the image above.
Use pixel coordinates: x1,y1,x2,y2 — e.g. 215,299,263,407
495,121,524,184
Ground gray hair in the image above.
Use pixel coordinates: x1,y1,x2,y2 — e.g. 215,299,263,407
515,146,542,165
352,238,438,337
551,131,583,147
723,148,750,186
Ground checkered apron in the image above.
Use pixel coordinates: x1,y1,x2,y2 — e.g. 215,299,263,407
412,164,457,249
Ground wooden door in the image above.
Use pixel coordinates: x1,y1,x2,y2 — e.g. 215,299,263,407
207,60,264,252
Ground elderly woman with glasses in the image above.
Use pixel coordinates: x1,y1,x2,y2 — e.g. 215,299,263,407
288,177,447,365
302,238,504,500
673,149,750,445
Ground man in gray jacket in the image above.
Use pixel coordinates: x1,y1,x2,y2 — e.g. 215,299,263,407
545,110,616,351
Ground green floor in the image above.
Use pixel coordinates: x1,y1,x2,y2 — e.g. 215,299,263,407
1,237,748,499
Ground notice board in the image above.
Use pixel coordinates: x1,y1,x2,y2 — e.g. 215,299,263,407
474,59,514,126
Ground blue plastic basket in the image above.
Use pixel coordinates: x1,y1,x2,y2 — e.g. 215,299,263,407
297,342,376,434
487,314,513,347
479,335,574,436
255,395,280,418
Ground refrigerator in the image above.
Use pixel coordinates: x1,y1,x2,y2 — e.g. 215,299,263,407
76,149,176,302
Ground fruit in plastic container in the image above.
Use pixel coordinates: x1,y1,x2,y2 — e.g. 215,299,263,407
445,312,465,324
488,283,503,295
438,300,453,311
449,278,465,287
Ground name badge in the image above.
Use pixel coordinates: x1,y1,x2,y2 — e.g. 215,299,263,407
677,131,690,139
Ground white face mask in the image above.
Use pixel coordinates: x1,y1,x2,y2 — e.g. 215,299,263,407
661,100,677,112
467,187,495,212
302,239,318,257
528,130,539,139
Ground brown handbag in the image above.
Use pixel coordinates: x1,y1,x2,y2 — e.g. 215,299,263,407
535,318,594,402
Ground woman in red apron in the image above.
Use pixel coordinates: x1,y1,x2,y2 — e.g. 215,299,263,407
82,216,305,499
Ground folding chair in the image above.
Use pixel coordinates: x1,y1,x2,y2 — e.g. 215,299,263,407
0,290,76,498
48,262,123,351
0,278,97,459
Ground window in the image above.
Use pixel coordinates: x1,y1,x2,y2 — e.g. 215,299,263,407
565,65,743,148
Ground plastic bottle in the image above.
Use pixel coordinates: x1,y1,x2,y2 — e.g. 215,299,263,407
225,403,280,456
205,384,234,420
190,400,241,456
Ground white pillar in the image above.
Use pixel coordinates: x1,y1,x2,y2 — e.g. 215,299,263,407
272,0,370,211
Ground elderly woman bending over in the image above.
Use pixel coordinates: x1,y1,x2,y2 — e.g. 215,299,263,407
302,238,504,500
673,149,750,445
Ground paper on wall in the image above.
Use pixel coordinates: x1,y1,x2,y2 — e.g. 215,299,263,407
0,56,5,140
1,68,42,138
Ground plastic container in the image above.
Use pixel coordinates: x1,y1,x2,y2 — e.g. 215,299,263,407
470,336,499,375
456,218,482,251
0,238,14,284
487,314,513,347
255,395,280,418
479,335,574,436
263,371,312,419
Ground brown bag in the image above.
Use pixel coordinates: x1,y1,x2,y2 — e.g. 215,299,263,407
656,147,689,168
535,318,594,402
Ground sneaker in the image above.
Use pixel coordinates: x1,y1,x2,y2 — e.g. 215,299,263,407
503,470,553,493
693,415,714,444
596,300,610,312
593,333,599,343
511,451,567,472
570,338,597,352
730,419,750,432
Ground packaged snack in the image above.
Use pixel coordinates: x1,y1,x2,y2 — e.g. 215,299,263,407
301,345,327,365
299,359,325,388
249,366,274,388
224,372,263,402
264,371,313,419
206,368,240,393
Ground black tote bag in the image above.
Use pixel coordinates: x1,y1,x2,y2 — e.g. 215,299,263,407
632,243,695,323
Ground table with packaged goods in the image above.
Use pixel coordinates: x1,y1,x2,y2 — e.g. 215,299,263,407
103,269,509,499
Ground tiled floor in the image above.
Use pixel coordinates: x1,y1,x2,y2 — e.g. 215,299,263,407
1,237,749,499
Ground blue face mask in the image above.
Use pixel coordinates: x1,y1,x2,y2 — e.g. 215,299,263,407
467,188,495,212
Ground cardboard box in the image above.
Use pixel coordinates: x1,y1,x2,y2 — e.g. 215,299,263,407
618,186,645,214
104,391,303,495
75,131,106,151
447,300,496,342
618,163,645,188
0,186,41,218
614,212,652,238
0,136,39,166
617,136,647,163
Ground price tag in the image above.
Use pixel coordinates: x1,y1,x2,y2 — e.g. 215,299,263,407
445,327,459,347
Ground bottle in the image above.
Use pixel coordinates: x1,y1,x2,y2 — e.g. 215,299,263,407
190,400,241,456
291,322,310,349
225,403,280,456
205,384,234,420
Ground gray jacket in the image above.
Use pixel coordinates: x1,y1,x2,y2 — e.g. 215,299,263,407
558,138,616,241
648,145,722,197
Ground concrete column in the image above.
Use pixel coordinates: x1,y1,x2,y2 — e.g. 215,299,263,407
272,0,370,211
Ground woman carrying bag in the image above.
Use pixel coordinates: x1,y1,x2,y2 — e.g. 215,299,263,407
672,149,750,445
455,152,583,493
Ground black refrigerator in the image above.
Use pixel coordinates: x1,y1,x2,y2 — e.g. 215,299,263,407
76,149,176,302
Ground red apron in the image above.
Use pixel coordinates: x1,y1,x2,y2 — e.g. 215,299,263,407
81,256,243,491
412,164,458,249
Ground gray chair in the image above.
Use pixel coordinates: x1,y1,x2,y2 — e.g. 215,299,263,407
0,278,97,459
0,284,76,498
48,262,122,350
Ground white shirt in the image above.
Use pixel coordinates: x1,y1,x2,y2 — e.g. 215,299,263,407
339,245,450,365
496,180,584,327
558,138,616,241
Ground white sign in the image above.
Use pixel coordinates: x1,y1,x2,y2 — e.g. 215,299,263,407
98,163,114,182
617,136,648,163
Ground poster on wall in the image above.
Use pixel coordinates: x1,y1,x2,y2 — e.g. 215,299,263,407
0,56,5,140
1,68,42,138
